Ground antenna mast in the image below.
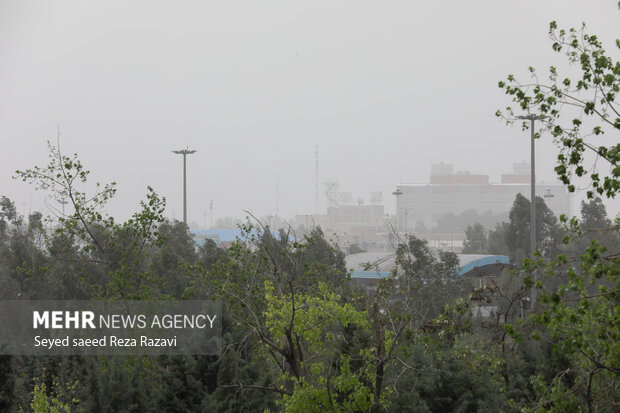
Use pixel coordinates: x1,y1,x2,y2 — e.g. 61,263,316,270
315,144,319,215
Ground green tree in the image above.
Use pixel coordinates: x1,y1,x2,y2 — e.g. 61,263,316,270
0,356,14,411
10,143,217,412
14,142,171,299
505,194,562,263
198,225,367,410
478,194,562,263
28,380,76,413
0,196,20,241
580,197,611,231
0,197,53,300
487,221,511,256
149,220,197,298
369,235,474,411
348,243,366,255
197,238,224,270
499,9,620,411
462,223,488,254
200,230,473,412
562,197,618,257
497,18,619,199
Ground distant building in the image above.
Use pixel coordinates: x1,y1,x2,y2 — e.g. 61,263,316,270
191,229,289,248
294,203,388,252
324,204,385,229
295,204,385,231
396,162,570,227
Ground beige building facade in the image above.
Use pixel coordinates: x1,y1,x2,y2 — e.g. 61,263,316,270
396,163,570,228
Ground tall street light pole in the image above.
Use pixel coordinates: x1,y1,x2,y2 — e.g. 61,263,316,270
517,114,544,309
59,198,68,217
57,198,68,229
392,188,403,233
516,114,544,255
172,148,197,225
209,200,213,227
403,207,415,234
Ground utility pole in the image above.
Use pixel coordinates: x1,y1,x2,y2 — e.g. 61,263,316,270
172,148,197,225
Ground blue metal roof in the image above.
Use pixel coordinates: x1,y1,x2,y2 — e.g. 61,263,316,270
347,253,510,276
192,229,252,243
346,253,511,280
350,270,391,280
457,255,510,276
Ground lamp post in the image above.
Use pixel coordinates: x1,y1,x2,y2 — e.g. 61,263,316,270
403,207,415,233
516,114,544,255
472,240,483,254
209,200,214,227
172,148,197,225
59,198,68,217
55,197,68,229
392,188,403,232
517,114,544,309
544,189,554,201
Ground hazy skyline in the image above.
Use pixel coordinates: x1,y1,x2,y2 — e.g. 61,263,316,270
2,1,619,224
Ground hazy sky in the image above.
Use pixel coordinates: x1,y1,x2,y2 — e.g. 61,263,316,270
1,1,619,225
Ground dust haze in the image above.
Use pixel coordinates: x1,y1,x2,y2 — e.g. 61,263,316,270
1,0,618,231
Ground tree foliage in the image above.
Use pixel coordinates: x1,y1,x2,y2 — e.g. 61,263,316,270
506,194,563,262
4,124,617,411
499,10,620,411
498,18,620,199
462,223,488,254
